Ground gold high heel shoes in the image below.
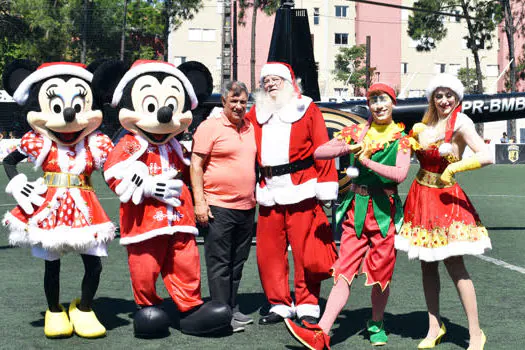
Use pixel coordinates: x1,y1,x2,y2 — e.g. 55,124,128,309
418,323,447,349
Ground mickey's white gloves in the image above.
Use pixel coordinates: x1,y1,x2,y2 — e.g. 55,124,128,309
115,162,182,207
6,174,47,214
143,169,183,207
115,162,149,205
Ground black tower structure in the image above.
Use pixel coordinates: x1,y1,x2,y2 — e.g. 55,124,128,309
268,0,320,101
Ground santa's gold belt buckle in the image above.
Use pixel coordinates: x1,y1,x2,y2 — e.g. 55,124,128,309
43,172,93,190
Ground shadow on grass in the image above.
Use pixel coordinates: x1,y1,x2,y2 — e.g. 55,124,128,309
328,308,469,349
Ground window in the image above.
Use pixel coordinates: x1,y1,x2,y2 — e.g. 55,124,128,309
335,6,348,18
448,64,460,76
401,62,408,74
202,29,216,42
313,7,319,25
173,56,187,66
188,28,201,41
216,0,224,14
334,33,348,45
188,28,217,42
486,64,499,77
434,63,446,74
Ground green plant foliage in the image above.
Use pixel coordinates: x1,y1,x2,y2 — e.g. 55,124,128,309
332,45,368,91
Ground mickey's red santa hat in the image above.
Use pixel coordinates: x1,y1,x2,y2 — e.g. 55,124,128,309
111,60,198,109
13,62,92,105
260,61,301,95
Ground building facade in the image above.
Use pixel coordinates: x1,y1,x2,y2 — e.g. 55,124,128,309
169,0,525,141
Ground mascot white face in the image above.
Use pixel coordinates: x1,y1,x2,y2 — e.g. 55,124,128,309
92,60,213,146
28,77,102,145
3,61,101,146
119,74,193,144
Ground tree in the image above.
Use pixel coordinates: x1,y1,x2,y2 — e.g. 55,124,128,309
457,67,485,93
238,0,280,90
332,45,368,96
408,0,502,135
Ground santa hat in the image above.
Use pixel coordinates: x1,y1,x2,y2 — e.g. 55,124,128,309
367,83,397,105
260,62,301,95
111,60,198,109
425,73,464,102
13,62,92,105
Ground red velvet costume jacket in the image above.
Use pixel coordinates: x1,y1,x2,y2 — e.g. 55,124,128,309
246,96,339,206
104,133,197,245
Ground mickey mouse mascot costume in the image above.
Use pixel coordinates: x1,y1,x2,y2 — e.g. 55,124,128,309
2,60,115,339
92,60,231,338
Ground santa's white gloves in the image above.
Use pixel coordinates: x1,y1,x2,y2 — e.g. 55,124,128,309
6,174,47,214
115,162,182,207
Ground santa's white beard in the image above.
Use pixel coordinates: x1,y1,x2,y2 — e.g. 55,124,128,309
254,83,296,114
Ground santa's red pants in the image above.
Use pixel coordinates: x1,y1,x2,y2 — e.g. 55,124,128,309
126,232,203,312
256,198,321,309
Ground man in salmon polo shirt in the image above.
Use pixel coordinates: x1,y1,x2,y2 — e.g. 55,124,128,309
190,80,256,333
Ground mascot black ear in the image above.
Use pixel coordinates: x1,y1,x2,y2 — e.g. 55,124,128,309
2,59,39,98
178,61,213,105
86,59,110,74
91,60,129,107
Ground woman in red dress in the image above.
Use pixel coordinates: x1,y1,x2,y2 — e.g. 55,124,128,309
396,74,492,350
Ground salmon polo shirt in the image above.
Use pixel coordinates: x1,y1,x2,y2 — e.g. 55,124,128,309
192,111,257,210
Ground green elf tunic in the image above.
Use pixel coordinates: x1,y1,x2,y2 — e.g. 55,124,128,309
335,123,407,238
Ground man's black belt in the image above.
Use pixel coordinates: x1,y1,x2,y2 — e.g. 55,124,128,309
260,156,314,178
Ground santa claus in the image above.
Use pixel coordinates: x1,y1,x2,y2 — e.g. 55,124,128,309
245,62,338,325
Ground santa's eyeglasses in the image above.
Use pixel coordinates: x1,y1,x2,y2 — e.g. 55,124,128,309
262,76,283,87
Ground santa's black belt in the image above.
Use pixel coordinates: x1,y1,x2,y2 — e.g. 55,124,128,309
260,156,314,178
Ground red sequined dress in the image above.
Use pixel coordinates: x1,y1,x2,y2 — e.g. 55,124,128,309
396,143,491,261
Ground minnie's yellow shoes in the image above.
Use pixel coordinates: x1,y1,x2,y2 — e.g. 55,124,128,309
418,323,447,349
68,299,106,338
44,304,73,338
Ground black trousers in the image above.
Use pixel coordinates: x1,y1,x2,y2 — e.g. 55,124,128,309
204,205,255,309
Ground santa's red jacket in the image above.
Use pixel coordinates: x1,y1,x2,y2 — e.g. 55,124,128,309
246,96,338,206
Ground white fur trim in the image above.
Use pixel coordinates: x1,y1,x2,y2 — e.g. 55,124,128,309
426,73,464,102
119,225,198,245
315,181,339,201
111,62,197,109
260,63,292,84
104,135,149,181
34,136,52,169
269,304,296,319
256,178,317,206
438,142,453,156
256,96,312,124
88,132,106,170
4,212,115,251
346,167,359,179
295,304,320,319
395,235,492,262
13,64,93,105
168,138,190,166
207,107,223,119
